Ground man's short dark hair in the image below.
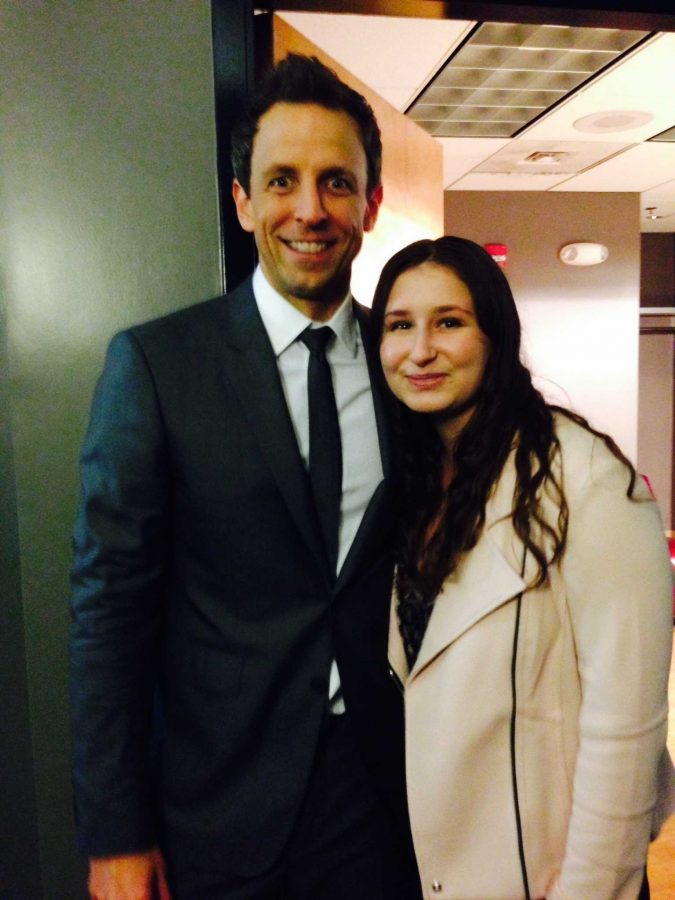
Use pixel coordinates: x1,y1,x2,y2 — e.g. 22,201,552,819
231,54,382,197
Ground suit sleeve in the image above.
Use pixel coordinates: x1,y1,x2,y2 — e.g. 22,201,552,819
550,435,673,899
70,330,170,857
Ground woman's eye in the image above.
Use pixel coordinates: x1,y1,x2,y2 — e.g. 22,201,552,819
387,321,411,331
440,317,462,328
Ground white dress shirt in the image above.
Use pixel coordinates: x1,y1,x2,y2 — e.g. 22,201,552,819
252,266,384,711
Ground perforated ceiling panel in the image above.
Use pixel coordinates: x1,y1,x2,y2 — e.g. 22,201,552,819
407,23,650,138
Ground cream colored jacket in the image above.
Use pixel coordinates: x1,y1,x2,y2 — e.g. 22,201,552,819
390,414,674,900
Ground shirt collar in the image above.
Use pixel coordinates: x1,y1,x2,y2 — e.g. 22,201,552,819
253,266,358,358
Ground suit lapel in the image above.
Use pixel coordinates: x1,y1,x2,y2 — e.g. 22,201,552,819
217,288,395,589
217,279,327,573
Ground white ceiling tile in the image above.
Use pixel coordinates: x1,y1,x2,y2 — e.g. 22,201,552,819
449,172,568,191
552,143,675,192
585,32,675,100
643,179,675,203
277,12,473,110
374,86,418,111
473,139,631,174
436,137,511,186
522,33,675,143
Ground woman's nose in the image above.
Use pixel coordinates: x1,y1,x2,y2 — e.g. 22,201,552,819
410,329,436,364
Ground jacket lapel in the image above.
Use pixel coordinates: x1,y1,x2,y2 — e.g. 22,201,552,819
388,534,526,686
388,447,527,683
409,534,525,679
217,279,327,573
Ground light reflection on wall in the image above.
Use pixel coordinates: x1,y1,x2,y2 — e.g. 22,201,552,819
519,296,639,460
353,206,441,307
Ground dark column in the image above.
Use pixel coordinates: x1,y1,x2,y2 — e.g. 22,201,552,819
212,1,273,291
0,308,42,900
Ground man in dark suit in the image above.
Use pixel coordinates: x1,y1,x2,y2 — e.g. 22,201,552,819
70,54,419,900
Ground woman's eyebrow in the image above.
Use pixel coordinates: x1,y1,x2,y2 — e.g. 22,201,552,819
384,304,472,317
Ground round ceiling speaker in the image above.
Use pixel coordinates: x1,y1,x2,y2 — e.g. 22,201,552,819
572,110,654,134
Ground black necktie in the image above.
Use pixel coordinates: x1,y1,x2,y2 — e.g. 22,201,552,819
299,326,342,573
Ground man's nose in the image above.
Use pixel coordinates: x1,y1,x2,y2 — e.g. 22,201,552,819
294,183,327,224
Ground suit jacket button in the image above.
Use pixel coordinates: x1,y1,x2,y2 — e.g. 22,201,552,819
431,880,442,893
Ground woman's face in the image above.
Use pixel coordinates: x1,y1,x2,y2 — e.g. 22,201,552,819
379,262,491,439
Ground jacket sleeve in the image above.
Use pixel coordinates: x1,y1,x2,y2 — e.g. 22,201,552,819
70,329,170,857
550,434,673,899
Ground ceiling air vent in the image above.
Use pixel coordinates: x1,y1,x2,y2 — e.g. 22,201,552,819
522,151,569,164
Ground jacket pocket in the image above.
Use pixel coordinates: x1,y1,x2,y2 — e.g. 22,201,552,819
168,645,244,696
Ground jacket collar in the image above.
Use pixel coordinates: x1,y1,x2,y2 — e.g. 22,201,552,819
389,452,526,684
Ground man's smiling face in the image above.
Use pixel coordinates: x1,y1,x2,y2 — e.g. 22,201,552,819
233,102,382,321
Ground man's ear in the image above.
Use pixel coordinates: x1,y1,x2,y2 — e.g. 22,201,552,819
232,179,255,233
363,184,383,233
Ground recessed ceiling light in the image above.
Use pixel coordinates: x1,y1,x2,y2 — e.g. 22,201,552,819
573,110,654,133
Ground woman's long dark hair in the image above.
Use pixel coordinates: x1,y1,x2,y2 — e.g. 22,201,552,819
370,237,636,663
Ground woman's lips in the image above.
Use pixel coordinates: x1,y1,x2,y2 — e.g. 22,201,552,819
406,373,447,389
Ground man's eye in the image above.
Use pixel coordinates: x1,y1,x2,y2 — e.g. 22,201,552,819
327,176,353,193
269,176,291,190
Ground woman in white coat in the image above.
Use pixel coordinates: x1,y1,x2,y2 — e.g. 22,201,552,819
370,236,673,900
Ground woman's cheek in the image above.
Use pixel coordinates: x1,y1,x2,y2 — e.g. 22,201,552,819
379,342,405,401
379,341,397,382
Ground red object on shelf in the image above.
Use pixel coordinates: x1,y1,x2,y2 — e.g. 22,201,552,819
484,243,508,266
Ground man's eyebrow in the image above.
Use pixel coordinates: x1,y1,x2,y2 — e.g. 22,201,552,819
322,166,356,180
261,164,296,178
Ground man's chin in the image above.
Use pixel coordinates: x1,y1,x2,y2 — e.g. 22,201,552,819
286,273,349,305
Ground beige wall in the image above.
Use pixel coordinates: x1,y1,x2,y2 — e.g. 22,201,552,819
445,191,641,459
273,15,443,305
0,2,221,894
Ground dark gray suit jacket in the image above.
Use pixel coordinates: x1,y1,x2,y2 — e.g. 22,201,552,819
70,277,408,878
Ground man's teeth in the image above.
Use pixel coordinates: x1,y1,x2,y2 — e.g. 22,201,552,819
288,241,328,254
